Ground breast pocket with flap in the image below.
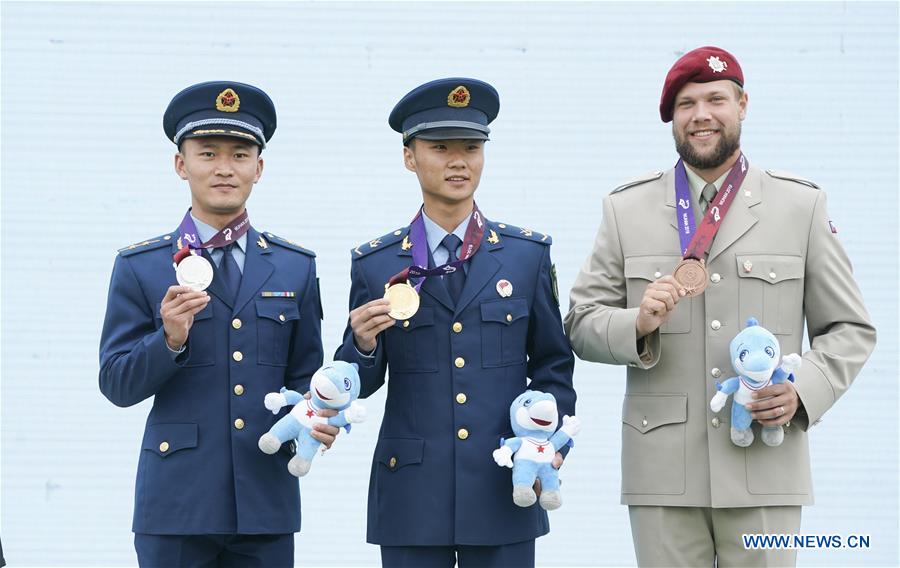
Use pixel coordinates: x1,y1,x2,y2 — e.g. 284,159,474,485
735,254,804,335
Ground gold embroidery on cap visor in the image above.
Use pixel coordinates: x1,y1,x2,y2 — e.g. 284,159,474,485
447,86,471,108
215,88,241,112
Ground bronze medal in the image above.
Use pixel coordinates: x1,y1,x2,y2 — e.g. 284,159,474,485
383,281,420,320
673,258,708,297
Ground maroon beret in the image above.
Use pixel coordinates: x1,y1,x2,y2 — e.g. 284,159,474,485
659,46,744,123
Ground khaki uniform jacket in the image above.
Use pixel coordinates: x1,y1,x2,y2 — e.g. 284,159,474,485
564,165,876,508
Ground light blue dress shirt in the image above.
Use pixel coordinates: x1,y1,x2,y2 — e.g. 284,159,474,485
422,209,470,274
191,212,247,273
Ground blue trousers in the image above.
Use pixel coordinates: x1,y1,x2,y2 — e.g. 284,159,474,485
134,533,293,568
380,540,535,568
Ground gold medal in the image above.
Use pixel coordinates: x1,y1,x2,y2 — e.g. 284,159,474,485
673,258,708,297
384,281,420,320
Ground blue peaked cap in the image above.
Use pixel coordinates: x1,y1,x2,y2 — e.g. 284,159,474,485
389,77,499,144
164,81,276,148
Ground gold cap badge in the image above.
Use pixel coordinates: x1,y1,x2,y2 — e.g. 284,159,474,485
216,88,240,112
447,86,470,108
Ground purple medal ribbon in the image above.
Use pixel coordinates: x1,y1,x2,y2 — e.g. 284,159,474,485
674,154,749,259
174,208,251,264
673,160,698,256
388,204,486,290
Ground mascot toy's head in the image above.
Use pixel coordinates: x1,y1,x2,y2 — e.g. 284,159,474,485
310,361,361,410
509,390,559,439
730,318,781,385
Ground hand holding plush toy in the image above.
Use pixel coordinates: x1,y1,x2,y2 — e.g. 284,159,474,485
258,361,366,476
493,390,579,510
710,318,800,447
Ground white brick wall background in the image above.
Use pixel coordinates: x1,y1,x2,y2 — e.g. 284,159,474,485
1,2,897,566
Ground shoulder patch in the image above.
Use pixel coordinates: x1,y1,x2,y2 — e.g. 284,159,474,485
765,170,820,189
611,171,663,194
263,232,316,257
352,227,407,259
493,222,552,245
118,233,175,257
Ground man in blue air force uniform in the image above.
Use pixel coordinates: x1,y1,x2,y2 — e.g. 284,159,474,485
99,81,336,566
336,78,576,567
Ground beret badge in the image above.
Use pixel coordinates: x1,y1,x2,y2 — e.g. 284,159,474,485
447,86,471,108
706,56,728,73
215,88,241,112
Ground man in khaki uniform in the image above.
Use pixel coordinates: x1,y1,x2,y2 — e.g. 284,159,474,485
564,46,876,566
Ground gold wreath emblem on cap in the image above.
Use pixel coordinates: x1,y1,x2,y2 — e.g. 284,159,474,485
447,86,471,108
215,88,241,112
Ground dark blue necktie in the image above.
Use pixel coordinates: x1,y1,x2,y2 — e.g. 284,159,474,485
218,243,242,302
441,234,465,304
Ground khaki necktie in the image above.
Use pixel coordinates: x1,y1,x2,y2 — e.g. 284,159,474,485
700,183,718,214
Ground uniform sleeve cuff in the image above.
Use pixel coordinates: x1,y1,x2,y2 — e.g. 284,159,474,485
608,308,660,369
790,359,833,432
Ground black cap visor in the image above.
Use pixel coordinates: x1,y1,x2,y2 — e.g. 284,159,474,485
404,121,490,144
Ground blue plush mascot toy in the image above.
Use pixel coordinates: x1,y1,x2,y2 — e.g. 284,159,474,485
258,361,366,476
493,390,580,510
710,317,801,447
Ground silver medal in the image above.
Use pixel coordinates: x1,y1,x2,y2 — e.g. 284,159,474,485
176,254,214,291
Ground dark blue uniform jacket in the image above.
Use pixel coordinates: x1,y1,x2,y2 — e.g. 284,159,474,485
336,219,576,546
99,227,323,535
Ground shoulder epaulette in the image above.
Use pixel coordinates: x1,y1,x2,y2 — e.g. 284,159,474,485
611,171,664,194
352,227,407,259
765,170,820,189
118,233,175,257
262,232,316,257
493,222,552,245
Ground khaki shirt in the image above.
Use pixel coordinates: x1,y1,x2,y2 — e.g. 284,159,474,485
564,165,876,507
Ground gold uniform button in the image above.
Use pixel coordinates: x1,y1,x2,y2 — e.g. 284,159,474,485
403,320,410,328
454,357,465,368
711,417,721,428
233,384,245,396
389,456,397,468
452,322,463,333
278,314,286,322
456,393,467,404
234,418,245,430
457,428,469,440
506,314,513,322
159,441,170,453
232,318,242,329
233,351,243,362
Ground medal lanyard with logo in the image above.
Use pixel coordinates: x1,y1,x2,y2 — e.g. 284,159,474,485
383,204,486,319
172,209,251,291
672,153,748,296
